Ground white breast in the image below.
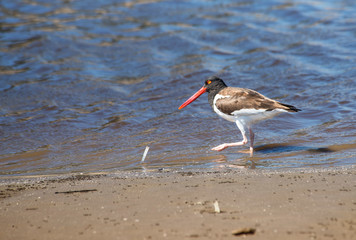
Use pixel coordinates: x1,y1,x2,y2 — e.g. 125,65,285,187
213,94,236,122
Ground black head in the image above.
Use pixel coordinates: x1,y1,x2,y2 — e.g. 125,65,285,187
204,76,228,93
178,76,228,110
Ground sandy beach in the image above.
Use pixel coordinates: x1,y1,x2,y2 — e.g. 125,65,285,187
0,167,355,240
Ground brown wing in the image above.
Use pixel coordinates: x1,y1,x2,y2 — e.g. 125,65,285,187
215,87,299,115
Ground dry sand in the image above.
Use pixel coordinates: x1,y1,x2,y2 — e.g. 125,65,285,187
0,167,355,240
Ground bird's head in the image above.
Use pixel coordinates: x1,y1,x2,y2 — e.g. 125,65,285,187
203,76,227,93
178,76,227,110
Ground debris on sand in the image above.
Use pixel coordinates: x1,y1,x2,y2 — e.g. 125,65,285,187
55,189,97,194
213,200,221,213
231,227,256,236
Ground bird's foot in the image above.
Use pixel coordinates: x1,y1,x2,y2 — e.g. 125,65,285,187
211,144,229,151
238,147,254,156
238,149,250,154
211,141,247,152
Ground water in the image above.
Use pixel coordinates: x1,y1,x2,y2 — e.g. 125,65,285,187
1,0,355,177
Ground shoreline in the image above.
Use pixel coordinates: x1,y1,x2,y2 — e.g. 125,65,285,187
1,164,354,182
1,166,355,239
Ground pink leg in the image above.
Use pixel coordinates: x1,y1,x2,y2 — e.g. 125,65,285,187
249,127,254,157
211,121,248,151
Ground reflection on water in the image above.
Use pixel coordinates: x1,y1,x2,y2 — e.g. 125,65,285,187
0,0,355,176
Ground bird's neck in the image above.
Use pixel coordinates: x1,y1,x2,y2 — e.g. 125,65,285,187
207,85,227,108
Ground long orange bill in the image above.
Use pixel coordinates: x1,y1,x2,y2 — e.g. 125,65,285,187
178,86,207,110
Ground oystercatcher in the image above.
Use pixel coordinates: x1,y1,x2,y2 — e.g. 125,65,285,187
179,76,301,156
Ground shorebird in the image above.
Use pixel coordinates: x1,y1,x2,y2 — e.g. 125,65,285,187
178,76,301,156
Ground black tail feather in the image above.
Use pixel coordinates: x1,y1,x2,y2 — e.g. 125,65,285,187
281,103,301,112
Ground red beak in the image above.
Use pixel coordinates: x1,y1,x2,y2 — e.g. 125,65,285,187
178,86,207,110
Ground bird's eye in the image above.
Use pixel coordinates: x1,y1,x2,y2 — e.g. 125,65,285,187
207,80,212,84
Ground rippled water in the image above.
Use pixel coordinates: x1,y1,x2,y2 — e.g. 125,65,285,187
1,0,355,176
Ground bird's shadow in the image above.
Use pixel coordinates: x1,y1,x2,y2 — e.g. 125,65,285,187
254,143,334,154
213,143,336,170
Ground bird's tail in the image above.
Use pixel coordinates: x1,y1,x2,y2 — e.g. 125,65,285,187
280,103,301,112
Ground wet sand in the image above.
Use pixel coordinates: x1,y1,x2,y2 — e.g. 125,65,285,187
0,167,355,240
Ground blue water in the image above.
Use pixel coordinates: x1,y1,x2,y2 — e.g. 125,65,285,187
1,0,355,176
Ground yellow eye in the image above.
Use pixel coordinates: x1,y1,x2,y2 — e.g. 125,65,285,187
207,80,211,84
